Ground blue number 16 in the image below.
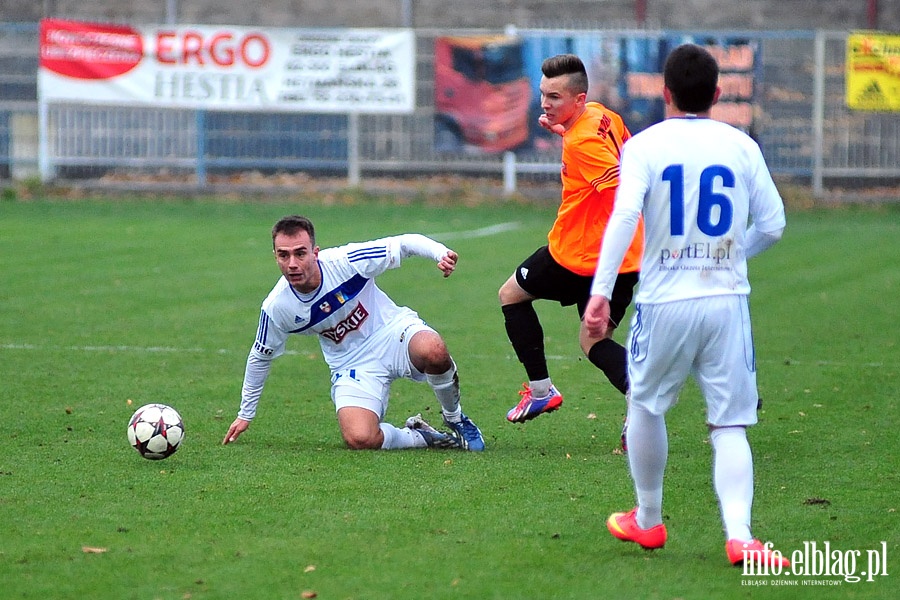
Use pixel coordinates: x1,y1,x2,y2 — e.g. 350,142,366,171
662,164,735,236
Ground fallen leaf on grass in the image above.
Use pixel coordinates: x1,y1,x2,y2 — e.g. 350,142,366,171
81,546,108,554
304,565,316,573
301,591,317,599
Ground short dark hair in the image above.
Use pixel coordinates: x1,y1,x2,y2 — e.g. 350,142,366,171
663,44,719,113
541,54,589,95
272,215,315,248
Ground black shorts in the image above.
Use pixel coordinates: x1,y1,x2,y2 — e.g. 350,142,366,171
515,245,639,328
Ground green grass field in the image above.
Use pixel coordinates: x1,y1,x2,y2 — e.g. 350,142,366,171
1,194,898,599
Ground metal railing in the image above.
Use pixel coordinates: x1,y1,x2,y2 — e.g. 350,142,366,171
2,24,898,196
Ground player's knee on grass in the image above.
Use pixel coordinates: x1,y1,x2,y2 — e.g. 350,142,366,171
337,406,384,450
340,428,383,450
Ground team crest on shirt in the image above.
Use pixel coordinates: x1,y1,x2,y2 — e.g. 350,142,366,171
319,301,332,313
519,267,529,280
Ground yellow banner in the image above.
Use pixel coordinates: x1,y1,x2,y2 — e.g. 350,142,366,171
846,31,900,111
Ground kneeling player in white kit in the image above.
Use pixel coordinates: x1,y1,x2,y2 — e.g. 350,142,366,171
222,215,484,451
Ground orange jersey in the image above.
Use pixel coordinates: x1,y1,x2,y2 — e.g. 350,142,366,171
547,102,644,276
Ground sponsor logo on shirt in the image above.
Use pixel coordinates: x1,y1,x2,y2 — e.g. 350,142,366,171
320,303,369,344
253,341,274,356
658,241,734,270
399,321,422,343
597,113,612,139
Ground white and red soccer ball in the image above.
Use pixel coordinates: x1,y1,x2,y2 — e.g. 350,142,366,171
127,403,185,460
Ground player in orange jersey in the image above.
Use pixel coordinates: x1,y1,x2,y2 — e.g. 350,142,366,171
499,54,644,447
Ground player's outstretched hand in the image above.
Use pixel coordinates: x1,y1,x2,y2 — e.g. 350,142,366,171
222,417,250,445
437,250,458,277
584,295,611,339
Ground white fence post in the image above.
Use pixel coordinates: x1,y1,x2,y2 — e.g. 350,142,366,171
812,31,826,198
37,98,51,183
503,151,517,195
348,112,360,187
196,110,207,187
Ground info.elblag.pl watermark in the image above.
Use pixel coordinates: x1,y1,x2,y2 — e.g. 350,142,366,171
740,541,889,586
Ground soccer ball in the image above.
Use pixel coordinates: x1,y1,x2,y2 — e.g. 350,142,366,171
127,403,185,460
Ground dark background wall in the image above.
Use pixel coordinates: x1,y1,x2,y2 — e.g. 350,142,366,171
3,0,897,31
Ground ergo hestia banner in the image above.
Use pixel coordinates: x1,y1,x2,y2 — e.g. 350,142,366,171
38,18,416,114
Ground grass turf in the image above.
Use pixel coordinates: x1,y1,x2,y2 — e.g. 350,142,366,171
0,195,897,599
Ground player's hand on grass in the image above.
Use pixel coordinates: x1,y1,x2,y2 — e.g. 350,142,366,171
223,418,250,445
437,250,458,277
584,295,611,339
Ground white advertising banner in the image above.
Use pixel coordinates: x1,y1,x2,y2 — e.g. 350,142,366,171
38,19,416,113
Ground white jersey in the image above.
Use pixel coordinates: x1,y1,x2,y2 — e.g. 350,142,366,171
238,234,449,420
592,117,785,303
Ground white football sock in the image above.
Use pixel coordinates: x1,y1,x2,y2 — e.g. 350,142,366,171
379,423,426,449
711,426,754,542
426,360,461,421
627,404,667,529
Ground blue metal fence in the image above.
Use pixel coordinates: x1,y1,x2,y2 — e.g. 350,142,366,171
2,24,898,194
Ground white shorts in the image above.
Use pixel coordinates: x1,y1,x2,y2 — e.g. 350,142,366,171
626,294,759,427
329,315,433,420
